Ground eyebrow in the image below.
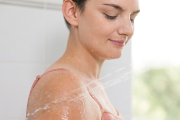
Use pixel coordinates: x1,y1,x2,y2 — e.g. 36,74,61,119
103,3,124,11
103,3,140,14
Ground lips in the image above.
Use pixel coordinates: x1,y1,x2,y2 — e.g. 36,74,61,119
109,39,125,47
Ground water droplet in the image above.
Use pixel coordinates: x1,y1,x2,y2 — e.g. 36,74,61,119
27,113,30,116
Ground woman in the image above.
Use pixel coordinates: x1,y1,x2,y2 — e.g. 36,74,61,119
26,0,140,119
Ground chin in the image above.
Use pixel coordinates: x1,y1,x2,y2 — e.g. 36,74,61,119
106,52,123,60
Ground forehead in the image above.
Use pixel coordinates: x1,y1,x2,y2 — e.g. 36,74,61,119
89,0,139,12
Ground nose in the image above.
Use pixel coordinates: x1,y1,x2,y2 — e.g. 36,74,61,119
117,17,134,37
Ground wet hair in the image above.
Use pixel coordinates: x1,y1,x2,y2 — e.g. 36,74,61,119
63,0,88,30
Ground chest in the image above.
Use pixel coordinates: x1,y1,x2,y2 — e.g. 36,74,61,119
89,85,118,116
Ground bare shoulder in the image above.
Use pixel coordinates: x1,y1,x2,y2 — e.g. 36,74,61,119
27,70,101,120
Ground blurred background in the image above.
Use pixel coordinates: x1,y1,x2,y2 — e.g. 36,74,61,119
132,0,180,120
0,0,180,120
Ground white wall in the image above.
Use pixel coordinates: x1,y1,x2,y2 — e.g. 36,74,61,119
0,3,132,120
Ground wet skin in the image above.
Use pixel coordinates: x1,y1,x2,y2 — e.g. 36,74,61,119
26,0,140,119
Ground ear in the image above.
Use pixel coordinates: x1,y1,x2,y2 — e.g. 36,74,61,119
62,0,78,27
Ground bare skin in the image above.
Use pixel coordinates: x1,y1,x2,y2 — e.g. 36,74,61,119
26,0,140,119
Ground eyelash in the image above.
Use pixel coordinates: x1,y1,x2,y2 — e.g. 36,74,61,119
104,13,135,23
130,19,134,23
104,14,117,20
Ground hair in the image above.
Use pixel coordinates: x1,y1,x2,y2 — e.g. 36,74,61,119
63,0,88,30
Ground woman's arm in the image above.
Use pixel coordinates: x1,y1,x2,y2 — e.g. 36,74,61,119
26,70,101,120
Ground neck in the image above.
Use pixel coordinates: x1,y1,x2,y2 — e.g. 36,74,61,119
58,28,105,80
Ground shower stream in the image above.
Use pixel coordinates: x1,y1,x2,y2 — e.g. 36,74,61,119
26,65,134,118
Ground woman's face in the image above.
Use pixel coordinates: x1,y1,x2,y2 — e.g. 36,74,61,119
77,0,140,60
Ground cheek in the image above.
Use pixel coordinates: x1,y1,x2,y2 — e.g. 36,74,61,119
86,11,117,37
88,20,112,39
79,13,114,45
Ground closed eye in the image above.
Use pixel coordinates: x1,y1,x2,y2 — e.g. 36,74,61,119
104,13,117,20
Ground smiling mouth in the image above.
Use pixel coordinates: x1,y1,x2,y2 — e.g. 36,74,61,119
108,39,125,47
